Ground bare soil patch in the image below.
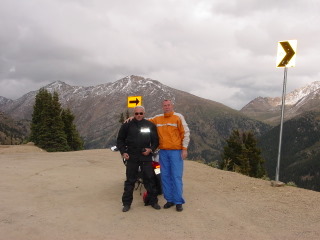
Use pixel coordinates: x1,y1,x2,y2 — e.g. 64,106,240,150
0,145,319,240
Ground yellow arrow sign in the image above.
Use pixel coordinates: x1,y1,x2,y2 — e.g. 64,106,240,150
276,40,297,68
127,96,142,108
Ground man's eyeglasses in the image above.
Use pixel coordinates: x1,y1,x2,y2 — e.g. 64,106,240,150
135,112,144,115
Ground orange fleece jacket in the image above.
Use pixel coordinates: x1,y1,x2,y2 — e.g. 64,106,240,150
149,111,190,150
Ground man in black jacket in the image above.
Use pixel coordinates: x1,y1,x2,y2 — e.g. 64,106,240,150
117,106,160,212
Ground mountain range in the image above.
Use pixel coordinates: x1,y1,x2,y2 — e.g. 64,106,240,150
240,81,320,125
1,75,320,191
0,75,271,163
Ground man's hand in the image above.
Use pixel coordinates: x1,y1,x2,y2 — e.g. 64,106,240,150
122,153,129,160
181,149,188,160
142,148,152,156
124,117,134,123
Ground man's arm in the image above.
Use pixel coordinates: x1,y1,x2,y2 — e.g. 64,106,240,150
142,122,159,156
116,123,128,156
150,123,159,152
178,114,190,159
123,116,133,123
177,114,190,149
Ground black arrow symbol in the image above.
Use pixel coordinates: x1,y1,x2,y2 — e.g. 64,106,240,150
129,98,140,105
277,41,295,67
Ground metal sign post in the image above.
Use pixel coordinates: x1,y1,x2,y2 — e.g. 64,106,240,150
275,40,297,182
275,66,288,181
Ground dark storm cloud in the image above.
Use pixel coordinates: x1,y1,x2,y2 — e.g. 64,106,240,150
0,0,320,109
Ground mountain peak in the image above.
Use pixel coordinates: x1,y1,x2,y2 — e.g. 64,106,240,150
126,75,146,81
286,81,320,105
45,80,69,88
42,81,74,95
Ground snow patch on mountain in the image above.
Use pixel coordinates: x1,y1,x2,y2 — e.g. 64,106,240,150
283,81,320,106
240,80,320,124
0,96,12,105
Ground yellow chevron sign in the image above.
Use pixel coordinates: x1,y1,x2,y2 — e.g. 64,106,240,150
127,96,142,108
276,40,297,68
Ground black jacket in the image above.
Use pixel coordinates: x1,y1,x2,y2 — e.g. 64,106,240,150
116,118,159,156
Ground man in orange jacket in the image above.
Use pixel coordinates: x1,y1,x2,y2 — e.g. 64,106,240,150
148,100,190,212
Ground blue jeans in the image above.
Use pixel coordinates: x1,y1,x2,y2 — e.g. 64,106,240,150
159,150,185,204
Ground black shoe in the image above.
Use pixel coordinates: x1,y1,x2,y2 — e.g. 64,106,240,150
163,202,175,209
151,203,161,210
122,205,130,212
176,204,183,212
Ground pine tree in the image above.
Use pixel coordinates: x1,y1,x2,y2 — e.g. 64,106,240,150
37,91,69,152
221,129,266,178
49,92,69,151
61,108,84,151
30,90,82,152
30,88,52,145
119,113,124,123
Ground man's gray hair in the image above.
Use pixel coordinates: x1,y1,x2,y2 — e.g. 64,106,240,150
162,99,174,104
134,105,145,112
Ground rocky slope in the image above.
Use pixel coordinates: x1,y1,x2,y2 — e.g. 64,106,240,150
0,112,29,144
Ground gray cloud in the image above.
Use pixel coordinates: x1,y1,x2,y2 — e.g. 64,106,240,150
0,0,319,109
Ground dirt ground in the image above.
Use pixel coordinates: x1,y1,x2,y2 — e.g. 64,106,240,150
0,144,320,240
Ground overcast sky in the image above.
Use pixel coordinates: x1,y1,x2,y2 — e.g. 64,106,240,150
1,0,319,109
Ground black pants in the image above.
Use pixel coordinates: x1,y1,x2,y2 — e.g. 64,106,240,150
122,157,158,206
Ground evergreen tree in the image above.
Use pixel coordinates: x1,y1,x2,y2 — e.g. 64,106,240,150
30,88,52,144
221,129,266,178
30,90,83,152
61,108,84,150
119,113,124,123
119,110,130,123
37,91,69,152
244,131,265,178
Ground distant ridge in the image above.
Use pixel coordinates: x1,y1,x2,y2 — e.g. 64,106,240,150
241,81,320,124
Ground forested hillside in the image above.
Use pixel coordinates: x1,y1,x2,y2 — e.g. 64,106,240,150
0,112,29,144
258,111,320,191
